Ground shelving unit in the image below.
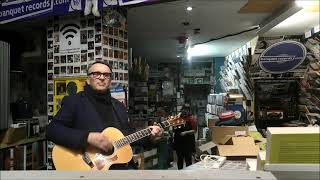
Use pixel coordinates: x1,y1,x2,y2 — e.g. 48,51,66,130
0,136,47,170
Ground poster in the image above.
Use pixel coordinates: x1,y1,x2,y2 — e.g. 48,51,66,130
59,18,81,54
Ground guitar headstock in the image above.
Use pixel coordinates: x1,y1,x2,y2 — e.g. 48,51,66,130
164,113,186,127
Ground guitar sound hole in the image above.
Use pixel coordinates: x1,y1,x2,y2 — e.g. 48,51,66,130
101,146,114,156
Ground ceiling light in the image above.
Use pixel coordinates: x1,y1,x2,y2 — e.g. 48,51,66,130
295,0,318,8
187,6,192,11
177,55,181,58
187,47,192,61
187,44,211,57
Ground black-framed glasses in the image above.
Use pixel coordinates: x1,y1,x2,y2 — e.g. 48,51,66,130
88,71,112,79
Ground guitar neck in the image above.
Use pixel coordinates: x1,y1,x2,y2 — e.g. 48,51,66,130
114,120,170,149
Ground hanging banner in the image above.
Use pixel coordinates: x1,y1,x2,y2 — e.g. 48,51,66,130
0,0,155,24
258,40,306,74
0,0,54,24
102,0,156,7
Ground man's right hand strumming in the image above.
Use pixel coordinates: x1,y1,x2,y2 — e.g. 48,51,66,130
87,132,114,153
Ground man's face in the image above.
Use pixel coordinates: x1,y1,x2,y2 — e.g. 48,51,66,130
86,63,112,92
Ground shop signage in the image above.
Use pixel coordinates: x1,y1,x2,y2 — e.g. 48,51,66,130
59,18,81,54
0,0,156,24
259,40,306,74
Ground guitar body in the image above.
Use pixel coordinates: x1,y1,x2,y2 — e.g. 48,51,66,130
52,127,133,171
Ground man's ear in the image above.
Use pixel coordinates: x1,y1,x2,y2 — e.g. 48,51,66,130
86,78,90,85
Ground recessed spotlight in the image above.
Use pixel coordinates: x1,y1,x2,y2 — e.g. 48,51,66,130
177,55,181,58
187,6,192,11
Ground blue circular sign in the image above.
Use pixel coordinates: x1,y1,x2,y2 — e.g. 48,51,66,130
259,40,306,74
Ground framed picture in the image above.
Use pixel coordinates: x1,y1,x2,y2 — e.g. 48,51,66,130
67,66,73,74
108,49,113,58
88,41,94,50
108,27,113,35
119,30,123,38
60,66,66,74
124,42,128,50
119,41,124,49
48,41,53,49
103,26,108,35
56,82,66,95
54,45,59,53
54,33,59,43
60,55,66,63
119,62,123,70
88,52,94,61
48,83,54,91
95,23,101,33
102,36,108,45
48,62,53,70
109,38,113,47
95,35,101,43
95,46,102,56
103,48,108,57
81,65,87,74
113,61,118,69
114,28,118,36
74,54,80,63
109,60,113,68
114,39,118,48
119,51,123,60
48,52,53,59
81,30,88,44
54,67,60,75
48,73,53,80
81,53,87,62
74,66,80,74
114,50,118,59
88,30,94,39
67,55,74,63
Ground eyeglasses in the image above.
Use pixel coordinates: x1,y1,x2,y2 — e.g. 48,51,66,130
88,71,112,79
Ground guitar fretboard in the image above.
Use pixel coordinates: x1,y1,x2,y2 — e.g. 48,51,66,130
114,120,170,149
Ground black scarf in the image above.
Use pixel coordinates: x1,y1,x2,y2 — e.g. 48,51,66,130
84,84,114,128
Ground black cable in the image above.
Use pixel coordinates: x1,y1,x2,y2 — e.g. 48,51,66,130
191,26,260,47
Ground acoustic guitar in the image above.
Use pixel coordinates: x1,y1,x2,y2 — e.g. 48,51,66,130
52,114,185,170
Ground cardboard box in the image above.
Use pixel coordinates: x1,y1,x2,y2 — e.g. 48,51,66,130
228,94,243,104
207,118,219,127
257,151,266,170
266,127,320,164
210,126,249,144
217,136,259,160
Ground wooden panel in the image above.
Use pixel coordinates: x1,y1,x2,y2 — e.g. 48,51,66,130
239,0,292,13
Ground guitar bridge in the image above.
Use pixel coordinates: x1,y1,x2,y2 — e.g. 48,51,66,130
82,152,94,168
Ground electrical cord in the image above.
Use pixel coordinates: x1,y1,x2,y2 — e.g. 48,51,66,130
195,154,227,169
192,26,260,47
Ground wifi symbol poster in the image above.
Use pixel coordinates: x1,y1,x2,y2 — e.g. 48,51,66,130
59,19,81,55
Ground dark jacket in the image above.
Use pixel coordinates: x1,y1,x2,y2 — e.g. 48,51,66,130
46,91,147,169
173,120,195,153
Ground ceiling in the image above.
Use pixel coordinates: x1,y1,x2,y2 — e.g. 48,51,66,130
265,7,320,36
128,0,319,62
0,0,318,64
